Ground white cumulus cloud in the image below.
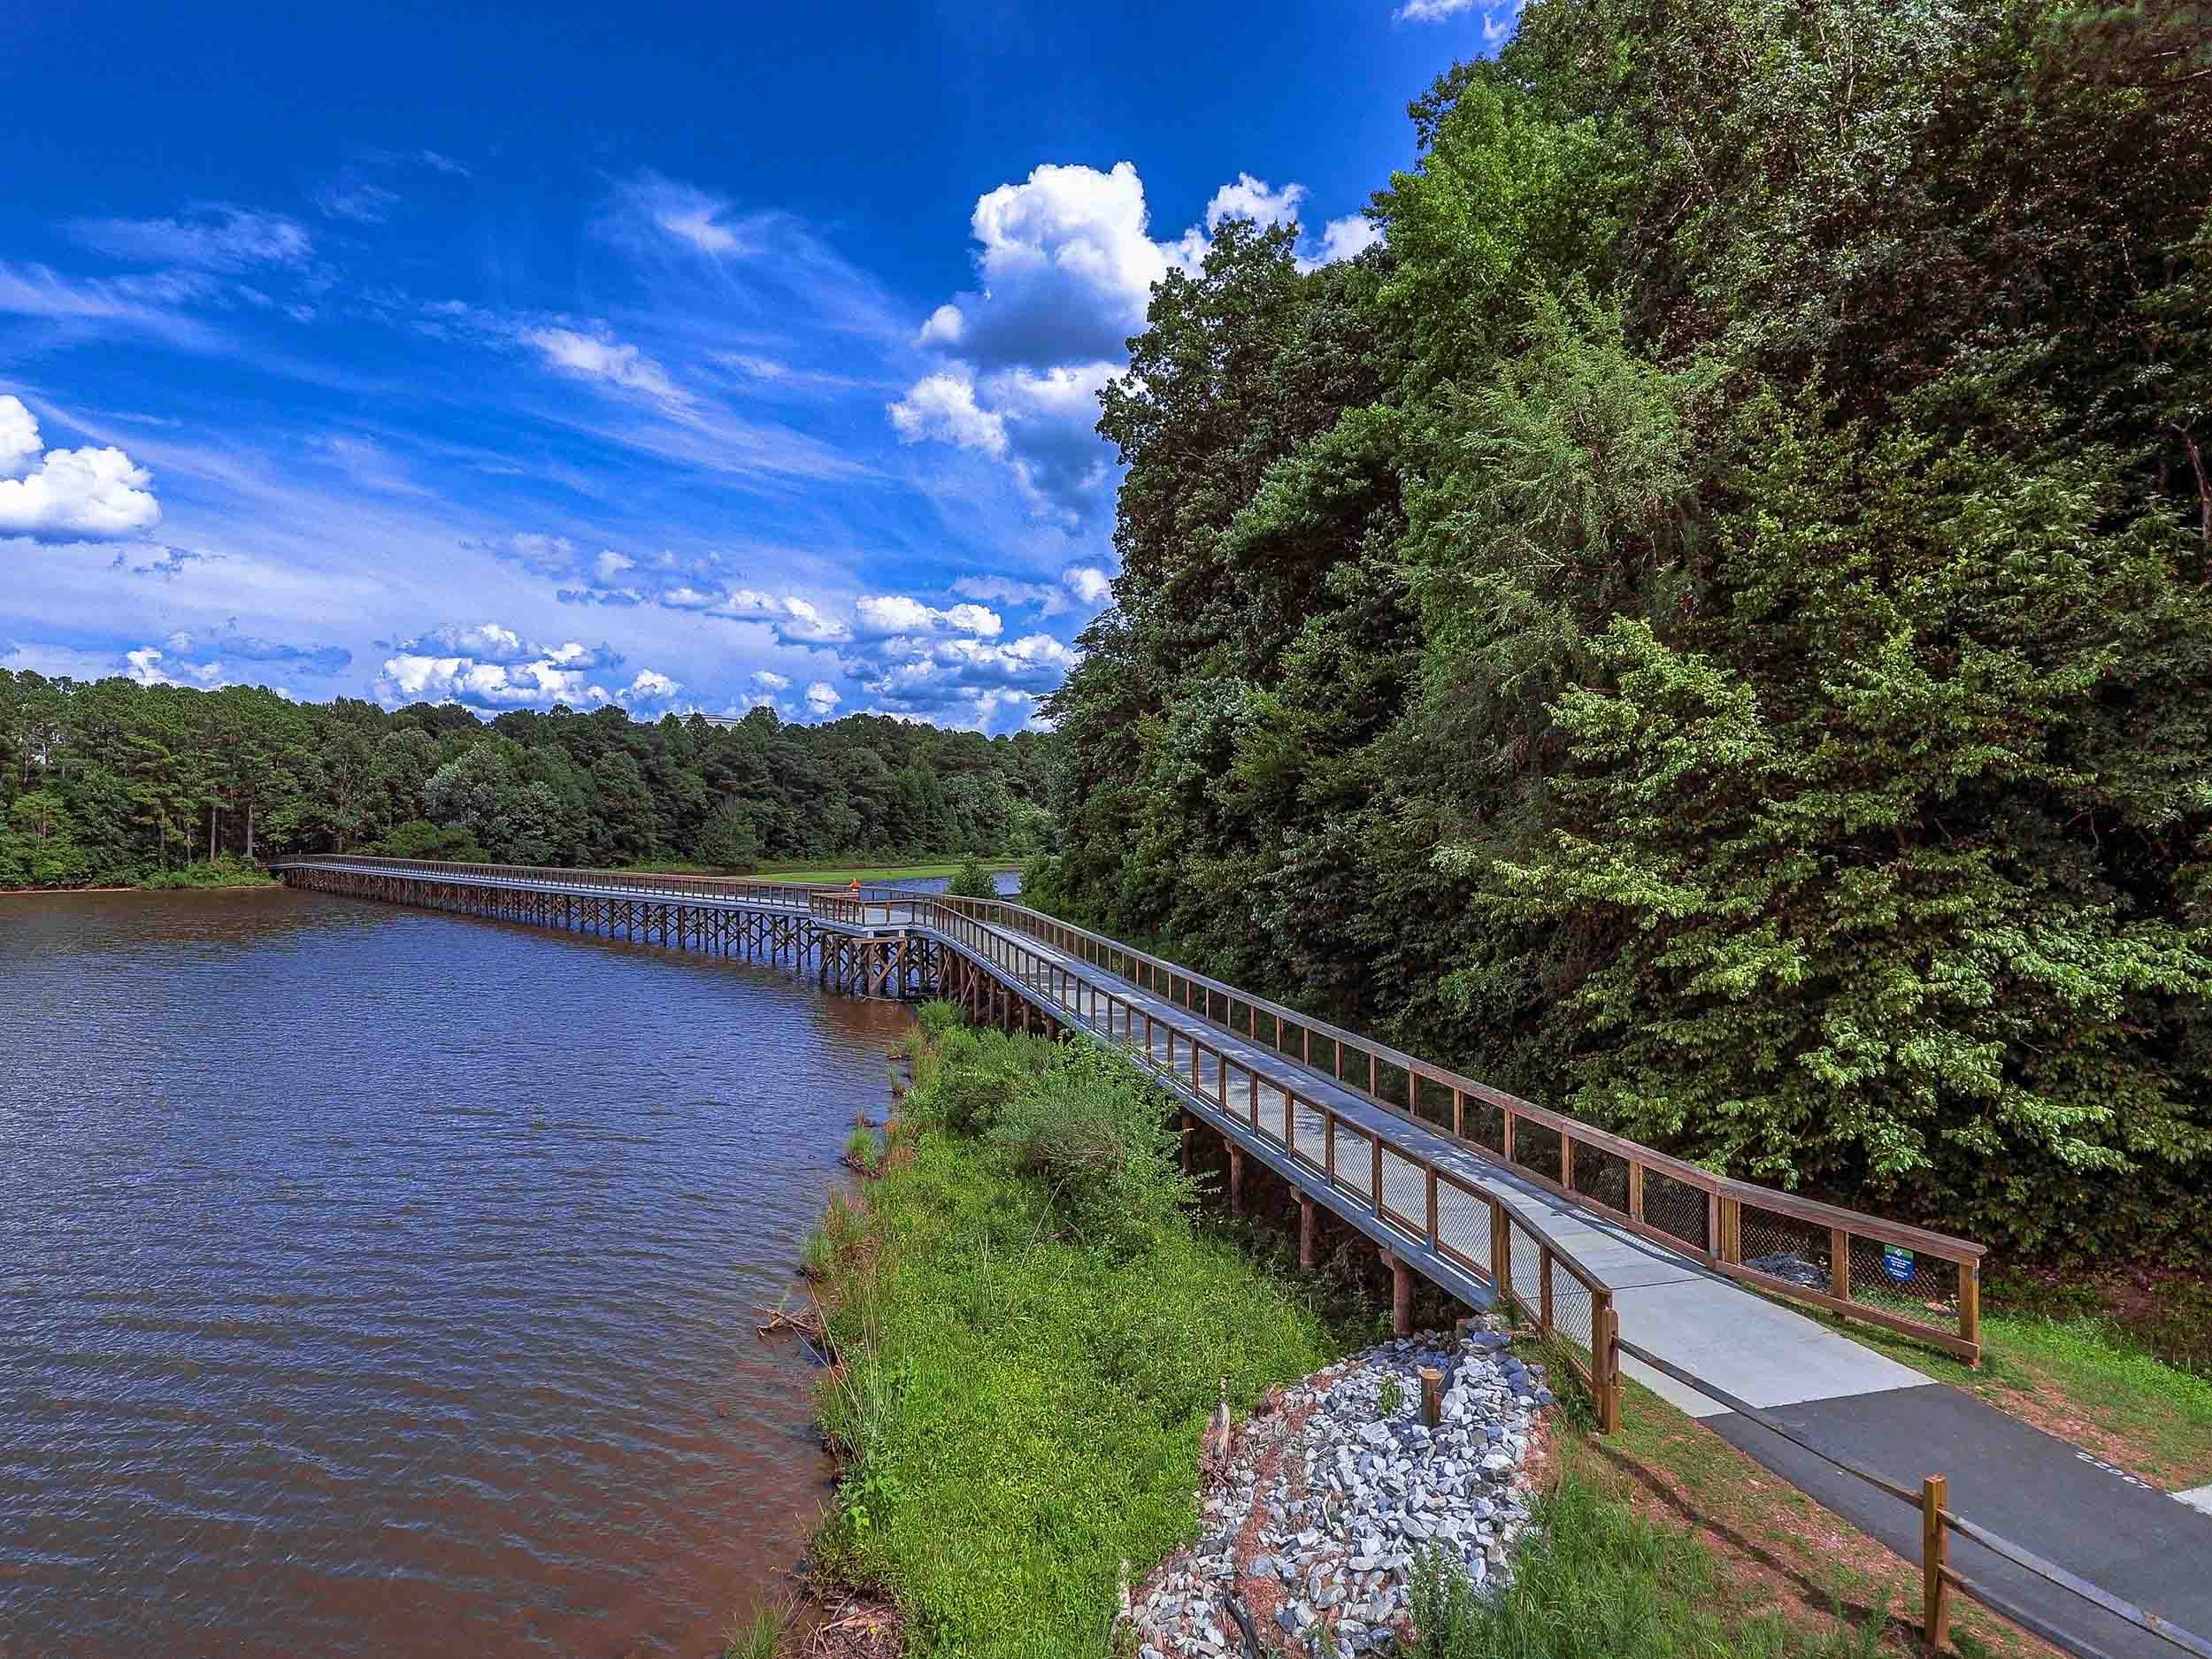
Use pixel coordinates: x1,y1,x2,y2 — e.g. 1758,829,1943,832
896,161,1373,518
804,680,841,715
887,372,1008,457
1063,565,1112,606
1317,215,1383,264
0,396,163,541
854,595,1003,640
1206,173,1307,231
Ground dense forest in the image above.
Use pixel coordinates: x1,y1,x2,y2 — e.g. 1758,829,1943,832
0,673,1054,885
1030,0,2212,1261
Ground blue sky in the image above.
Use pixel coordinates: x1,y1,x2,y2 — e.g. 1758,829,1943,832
1,0,1510,733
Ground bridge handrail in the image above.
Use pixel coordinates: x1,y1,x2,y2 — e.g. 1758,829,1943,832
923,891,1984,1363
270,853,827,911
902,896,1625,1426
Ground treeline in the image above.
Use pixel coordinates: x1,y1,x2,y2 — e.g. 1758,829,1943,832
0,673,1054,886
1033,0,2212,1262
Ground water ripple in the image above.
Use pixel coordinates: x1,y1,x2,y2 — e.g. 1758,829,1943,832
0,887,907,1656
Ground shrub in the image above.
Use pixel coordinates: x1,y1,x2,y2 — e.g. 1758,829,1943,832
945,856,999,900
985,1041,1199,1257
904,1024,1050,1137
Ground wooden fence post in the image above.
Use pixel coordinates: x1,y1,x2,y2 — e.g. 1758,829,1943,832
1922,1475,1950,1653
1595,1294,1621,1434
1961,1263,1982,1368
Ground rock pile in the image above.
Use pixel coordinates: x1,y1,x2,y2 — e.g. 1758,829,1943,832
1129,1324,1554,1657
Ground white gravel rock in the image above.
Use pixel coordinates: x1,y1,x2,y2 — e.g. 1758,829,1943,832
1125,1321,1554,1656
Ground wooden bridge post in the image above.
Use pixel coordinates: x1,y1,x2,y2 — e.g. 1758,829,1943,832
1299,1196,1317,1271
1491,1202,1513,1303
1387,1250,1412,1338
1227,1142,1245,1218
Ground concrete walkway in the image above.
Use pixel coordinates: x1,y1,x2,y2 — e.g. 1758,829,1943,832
951,914,2212,1659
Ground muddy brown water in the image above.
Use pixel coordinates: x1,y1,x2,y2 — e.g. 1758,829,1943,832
0,886,913,1657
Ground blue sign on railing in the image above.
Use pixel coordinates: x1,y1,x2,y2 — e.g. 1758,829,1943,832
1883,1244,1916,1284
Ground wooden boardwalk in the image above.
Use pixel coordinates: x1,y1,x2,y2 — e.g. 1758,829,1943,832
932,902,1932,1424
273,856,1980,1417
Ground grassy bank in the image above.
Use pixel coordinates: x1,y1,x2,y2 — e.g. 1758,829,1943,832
778,1010,1985,1659
803,1008,1336,1654
0,856,279,895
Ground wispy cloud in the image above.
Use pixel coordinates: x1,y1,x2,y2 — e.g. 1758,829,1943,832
0,262,228,350
524,326,687,403
313,173,401,224
67,205,313,271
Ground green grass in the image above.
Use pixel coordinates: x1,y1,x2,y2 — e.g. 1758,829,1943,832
1409,1474,1892,1659
720,1603,785,1659
606,859,755,876
809,1014,1337,1657
844,1120,881,1175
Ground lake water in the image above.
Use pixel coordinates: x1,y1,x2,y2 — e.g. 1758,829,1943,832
0,885,914,1657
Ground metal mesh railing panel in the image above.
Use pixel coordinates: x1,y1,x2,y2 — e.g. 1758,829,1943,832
1332,1123,1375,1201
1506,1218,1544,1326
1411,1075,1454,1133
1461,1100,1506,1156
1435,1178,1490,1276
1848,1233,1960,1323
1378,1147,1427,1236
1516,1122,1564,1185
1642,1169,1710,1253
1548,1272,1596,1372
1738,1200,1833,1295
1571,1141,1632,1217
1253,1081,1293,1146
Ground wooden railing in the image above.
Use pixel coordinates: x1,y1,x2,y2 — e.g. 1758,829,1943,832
913,896,1623,1425
927,892,1986,1364
271,854,829,911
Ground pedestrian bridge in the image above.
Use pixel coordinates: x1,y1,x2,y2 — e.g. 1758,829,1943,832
270,855,1980,1398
